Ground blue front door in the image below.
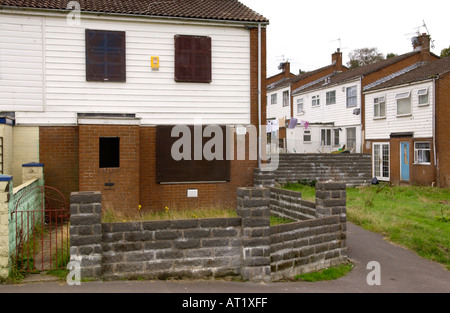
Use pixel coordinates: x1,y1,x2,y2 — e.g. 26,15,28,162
400,142,410,181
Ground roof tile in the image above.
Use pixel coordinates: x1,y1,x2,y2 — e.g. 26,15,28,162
0,0,269,23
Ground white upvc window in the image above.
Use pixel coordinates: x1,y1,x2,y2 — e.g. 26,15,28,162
373,96,386,118
271,94,277,105
321,129,331,146
396,91,411,116
326,90,336,105
297,98,304,114
414,142,431,164
373,142,390,181
282,90,289,107
346,86,357,108
312,95,320,107
346,127,356,151
303,130,311,143
333,129,340,146
417,88,429,106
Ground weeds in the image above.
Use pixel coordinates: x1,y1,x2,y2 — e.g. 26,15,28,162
294,262,354,282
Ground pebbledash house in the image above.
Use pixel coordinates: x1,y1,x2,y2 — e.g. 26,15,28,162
0,0,269,212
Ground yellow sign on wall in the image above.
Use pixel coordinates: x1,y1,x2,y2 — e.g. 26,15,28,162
151,56,159,69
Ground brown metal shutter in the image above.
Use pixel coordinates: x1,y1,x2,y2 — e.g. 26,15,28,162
174,35,211,83
156,125,230,183
86,29,126,82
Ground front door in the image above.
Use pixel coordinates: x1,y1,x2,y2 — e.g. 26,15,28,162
400,142,410,181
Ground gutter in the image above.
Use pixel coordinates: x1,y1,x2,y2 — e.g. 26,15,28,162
258,23,262,169
432,76,438,183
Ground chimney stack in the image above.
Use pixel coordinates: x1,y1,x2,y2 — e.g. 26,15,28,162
412,33,431,63
283,61,291,78
332,48,343,71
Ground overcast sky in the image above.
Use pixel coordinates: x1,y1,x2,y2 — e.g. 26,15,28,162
239,0,449,77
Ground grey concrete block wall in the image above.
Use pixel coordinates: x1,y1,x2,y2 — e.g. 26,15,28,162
268,182,347,280
258,153,371,187
69,182,348,282
101,217,242,281
270,215,347,280
236,187,271,283
270,188,316,221
70,191,103,279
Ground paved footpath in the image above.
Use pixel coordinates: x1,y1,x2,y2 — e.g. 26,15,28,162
0,223,449,294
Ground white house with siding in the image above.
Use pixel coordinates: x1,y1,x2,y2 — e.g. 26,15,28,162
0,0,269,212
0,6,254,125
289,75,362,154
363,58,450,186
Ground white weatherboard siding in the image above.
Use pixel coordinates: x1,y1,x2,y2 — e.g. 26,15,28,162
289,79,362,153
0,14,44,112
293,80,361,127
0,12,251,125
267,86,290,120
364,81,434,140
286,125,362,153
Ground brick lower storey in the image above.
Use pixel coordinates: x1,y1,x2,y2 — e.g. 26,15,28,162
364,136,436,186
39,125,257,212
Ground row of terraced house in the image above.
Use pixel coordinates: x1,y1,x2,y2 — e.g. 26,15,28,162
267,34,450,188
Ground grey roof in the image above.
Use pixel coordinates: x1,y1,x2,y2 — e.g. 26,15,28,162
364,57,450,92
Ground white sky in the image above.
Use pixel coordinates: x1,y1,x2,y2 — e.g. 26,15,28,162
239,0,449,77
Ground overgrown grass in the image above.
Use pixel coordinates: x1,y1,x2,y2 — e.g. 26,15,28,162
282,182,316,201
102,206,293,226
294,263,354,282
46,238,70,280
102,206,239,223
270,216,295,226
282,182,450,270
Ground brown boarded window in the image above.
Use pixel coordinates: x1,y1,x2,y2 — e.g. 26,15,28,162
156,125,230,183
174,35,211,83
86,29,126,82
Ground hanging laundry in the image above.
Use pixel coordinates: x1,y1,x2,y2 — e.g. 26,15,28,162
288,117,298,129
266,120,272,133
304,121,309,130
272,119,279,132
279,116,286,128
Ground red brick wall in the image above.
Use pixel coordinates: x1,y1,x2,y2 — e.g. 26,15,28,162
39,126,79,202
436,73,450,188
78,124,140,212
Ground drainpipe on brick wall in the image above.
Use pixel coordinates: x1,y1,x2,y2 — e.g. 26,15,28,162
258,23,262,169
433,76,438,185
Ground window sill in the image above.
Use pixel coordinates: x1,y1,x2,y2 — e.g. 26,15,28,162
373,116,386,120
418,103,429,107
396,113,412,118
413,162,431,166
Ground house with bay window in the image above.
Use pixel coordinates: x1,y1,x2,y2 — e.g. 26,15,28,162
0,0,269,211
364,57,450,187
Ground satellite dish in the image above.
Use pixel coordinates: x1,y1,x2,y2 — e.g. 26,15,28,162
411,36,419,46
